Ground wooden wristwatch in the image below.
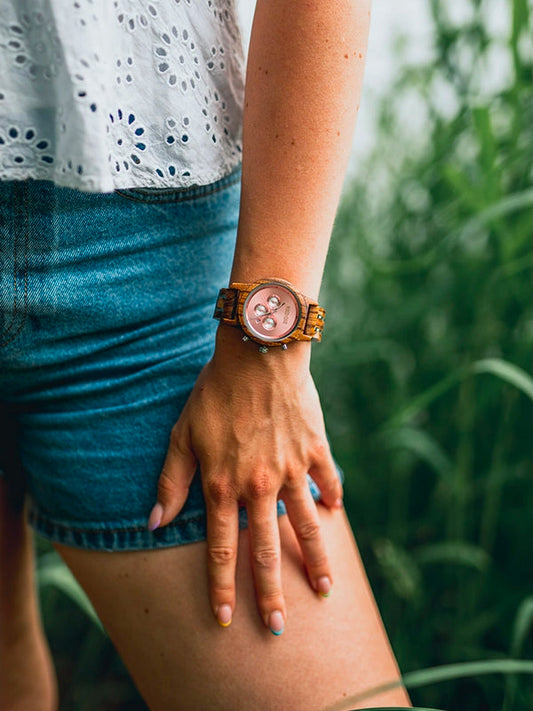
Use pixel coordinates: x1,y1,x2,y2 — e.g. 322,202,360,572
213,278,326,352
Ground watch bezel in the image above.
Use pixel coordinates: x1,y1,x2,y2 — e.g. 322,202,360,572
241,281,302,343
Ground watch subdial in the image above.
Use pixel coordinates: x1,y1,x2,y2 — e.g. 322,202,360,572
263,316,277,330
267,295,281,309
254,303,268,317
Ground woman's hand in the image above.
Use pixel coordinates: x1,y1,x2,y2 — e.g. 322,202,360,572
148,326,343,634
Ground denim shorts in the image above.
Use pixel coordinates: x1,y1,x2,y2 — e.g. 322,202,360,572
0,168,324,551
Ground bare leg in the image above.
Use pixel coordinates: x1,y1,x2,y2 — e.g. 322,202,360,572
0,479,58,711
56,507,410,711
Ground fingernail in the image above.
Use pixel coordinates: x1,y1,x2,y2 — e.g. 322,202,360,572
317,576,332,597
334,498,343,509
216,604,232,628
268,610,284,636
148,502,163,531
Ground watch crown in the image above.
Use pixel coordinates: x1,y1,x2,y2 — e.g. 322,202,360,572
258,345,268,354
242,335,249,342
281,344,288,350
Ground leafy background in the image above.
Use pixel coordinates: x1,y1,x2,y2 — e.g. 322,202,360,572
37,0,532,708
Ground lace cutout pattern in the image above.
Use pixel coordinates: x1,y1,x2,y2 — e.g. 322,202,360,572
0,0,244,192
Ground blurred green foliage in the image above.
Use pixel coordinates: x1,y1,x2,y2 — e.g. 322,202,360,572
314,0,533,708
36,0,532,709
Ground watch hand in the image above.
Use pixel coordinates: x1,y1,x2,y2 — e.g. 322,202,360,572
253,302,287,324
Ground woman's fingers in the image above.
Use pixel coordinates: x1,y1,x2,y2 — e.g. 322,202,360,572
204,475,286,634
283,484,332,597
247,496,285,635
308,442,343,509
148,425,198,530
204,484,239,628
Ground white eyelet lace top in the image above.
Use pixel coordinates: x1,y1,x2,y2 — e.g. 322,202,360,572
0,0,245,192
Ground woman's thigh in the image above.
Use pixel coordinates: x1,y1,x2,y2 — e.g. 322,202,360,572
55,507,410,711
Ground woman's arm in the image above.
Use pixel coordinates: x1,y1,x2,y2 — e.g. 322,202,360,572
149,0,371,633
232,0,370,297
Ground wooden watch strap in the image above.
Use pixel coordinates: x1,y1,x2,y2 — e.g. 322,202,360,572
301,303,326,342
213,288,240,324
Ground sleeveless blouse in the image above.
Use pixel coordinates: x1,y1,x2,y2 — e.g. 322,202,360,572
0,0,245,192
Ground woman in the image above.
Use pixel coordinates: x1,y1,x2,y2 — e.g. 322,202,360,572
0,1,410,708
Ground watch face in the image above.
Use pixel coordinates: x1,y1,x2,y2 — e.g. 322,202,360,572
243,283,300,342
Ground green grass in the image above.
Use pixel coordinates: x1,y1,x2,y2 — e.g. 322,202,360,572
312,0,533,708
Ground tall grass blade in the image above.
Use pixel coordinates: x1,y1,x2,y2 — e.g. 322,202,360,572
510,596,533,659
471,359,533,401
379,426,452,479
324,660,533,710
457,189,533,243
503,596,533,709
413,542,491,572
37,552,104,632
373,539,423,602
385,358,533,428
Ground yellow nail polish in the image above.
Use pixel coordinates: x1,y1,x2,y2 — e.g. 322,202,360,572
317,575,332,597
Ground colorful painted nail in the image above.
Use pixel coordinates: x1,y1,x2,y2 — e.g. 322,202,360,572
269,610,284,636
148,502,163,531
216,604,232,628
317,575,332,597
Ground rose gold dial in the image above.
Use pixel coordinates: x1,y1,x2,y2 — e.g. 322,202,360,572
243,283,300,342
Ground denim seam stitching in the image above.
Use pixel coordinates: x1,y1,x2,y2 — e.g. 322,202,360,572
28,507,204,533
114,172,240,204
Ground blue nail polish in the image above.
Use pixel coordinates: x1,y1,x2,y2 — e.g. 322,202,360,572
268,610,284,635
